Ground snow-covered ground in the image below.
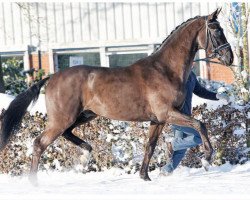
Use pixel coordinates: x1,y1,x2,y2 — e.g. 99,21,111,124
0,162,250,200
0,93,249,200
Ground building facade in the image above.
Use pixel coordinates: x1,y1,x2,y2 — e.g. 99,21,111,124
0,2,239,83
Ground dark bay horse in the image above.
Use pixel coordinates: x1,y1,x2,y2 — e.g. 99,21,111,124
0,9,233,183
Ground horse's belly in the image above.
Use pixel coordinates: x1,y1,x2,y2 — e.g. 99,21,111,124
84,94,153,122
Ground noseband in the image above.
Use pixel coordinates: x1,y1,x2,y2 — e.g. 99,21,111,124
204,17,231,59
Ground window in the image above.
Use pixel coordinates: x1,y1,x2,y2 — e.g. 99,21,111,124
109,53,148,68
0,55,26,95
57,52,100,71
0,56,24,75
1,56,23,64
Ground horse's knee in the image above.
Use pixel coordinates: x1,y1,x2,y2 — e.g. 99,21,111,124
33,136,46,155
33,137,42,152
33,132,53,155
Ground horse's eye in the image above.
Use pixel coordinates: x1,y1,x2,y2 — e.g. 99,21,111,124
215,29,222,36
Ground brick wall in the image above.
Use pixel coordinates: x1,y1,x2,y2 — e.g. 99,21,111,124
29,52,50,75
208,59,235,84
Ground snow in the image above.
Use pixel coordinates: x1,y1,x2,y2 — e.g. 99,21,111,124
217,86,227,93
192,94,228,110
0,162,250,200
0,93,14,110
29,94,47,115
0,93,47,115
234,128,246,136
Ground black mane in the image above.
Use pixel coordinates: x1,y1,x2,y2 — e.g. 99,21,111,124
154,15,201,53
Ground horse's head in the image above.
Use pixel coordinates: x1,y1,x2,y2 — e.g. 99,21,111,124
198,8,234,66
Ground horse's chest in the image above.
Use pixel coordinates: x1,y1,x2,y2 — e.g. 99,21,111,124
146,80,185,113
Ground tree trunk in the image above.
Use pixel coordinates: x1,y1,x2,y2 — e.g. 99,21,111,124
0,57,5,93
241,3,250,150
242,3,249,71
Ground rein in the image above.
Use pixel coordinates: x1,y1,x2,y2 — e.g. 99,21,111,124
193,58,240,68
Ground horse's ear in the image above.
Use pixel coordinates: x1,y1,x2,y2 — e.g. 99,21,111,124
208,8,222,21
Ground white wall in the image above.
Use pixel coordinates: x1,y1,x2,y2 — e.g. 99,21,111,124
0,2,222,52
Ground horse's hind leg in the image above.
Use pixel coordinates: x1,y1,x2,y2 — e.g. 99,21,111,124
29,125,64,185
140,122,164,181
62,111,96,152
61,112,96,169
29,111,96,185
29,113,81,185
63,131,92,151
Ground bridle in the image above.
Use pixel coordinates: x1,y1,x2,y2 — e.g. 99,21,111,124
204,17,231,59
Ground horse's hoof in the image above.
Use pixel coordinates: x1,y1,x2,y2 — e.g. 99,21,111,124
201,158,211,171
28,175,39,187
80,149,91,168
140,173,151,181
144,176,151,181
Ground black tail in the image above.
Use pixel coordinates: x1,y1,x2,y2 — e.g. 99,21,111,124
0,77,50,150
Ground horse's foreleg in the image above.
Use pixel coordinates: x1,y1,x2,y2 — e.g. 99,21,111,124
140,122,164,181
167,110,213,162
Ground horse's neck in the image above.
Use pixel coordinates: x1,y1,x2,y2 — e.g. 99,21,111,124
156,20,201,83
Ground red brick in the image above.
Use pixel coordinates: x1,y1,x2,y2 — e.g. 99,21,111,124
208,59,235,84
29,52,50,79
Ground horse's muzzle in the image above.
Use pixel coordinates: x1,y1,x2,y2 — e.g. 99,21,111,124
219,48,234,66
